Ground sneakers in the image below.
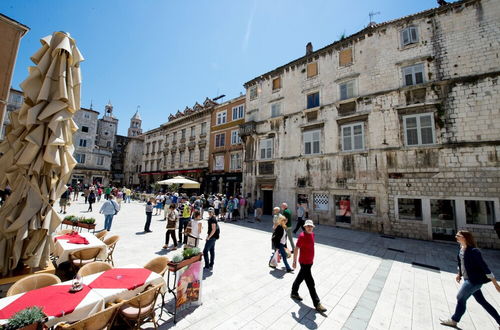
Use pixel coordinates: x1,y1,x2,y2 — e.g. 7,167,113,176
286,269,294,273
162,244,168,249
290,293,303,301
439,318,457,327
315,303,327,312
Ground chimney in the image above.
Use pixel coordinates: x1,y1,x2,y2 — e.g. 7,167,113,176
306,42,313,55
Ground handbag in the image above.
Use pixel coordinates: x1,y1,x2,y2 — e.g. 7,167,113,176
269,250,279,267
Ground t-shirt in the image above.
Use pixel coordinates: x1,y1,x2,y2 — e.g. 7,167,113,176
254,199,263,208
297,206,305,218
207,216,219,239
214,200,221,209
146,201,154,213
191,219,201,237
283,208,292,228
166,209,178,230
239,198,246,206
296,232,315,264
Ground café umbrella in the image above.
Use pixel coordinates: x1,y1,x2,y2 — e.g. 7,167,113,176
157,176,201,189
0,31,83,275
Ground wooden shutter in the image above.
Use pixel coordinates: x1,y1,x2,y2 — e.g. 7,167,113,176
307,62,318,78
339,48,353,66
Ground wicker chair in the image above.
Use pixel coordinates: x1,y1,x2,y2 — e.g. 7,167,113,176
56,229,74,235
143,256,169,277
94,230,108,241
103,235,120,267
77,261,113,277
118,284,163,329
69,247,102,270
7,273,61,296
55,302,122,330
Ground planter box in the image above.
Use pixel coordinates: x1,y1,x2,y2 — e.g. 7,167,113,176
19,321,47,330
77,222,96,230
168,253,202,272
61,219,78,226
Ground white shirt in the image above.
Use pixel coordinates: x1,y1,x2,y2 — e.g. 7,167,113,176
214,200,221,209
191,219,201,237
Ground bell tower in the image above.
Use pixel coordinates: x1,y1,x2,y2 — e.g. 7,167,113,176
128,107,142,137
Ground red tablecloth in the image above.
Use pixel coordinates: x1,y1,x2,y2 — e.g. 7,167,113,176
0,285,91,319
88,268,152,290
55,232,79,241
55,233,89,245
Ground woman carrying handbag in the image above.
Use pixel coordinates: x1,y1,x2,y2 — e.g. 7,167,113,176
269,215,293,273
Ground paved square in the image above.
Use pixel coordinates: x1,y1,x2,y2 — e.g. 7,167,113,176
61,198,500,329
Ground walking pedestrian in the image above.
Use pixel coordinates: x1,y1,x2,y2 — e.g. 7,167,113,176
290,220,327,312
178,198,192,246
281,203,295,251
254,197,263,222
203,207,219,271
99,195,120,231
293,203,306,235
163,204,178,250
144,197,155,232
97,186,102,202
270,215,293,273
116,190,124,204
83,186,90,204
104,186,111,200
227,196,235,222
187,210,203,247
213,196,221,220
239,195,247,220
440,230,500,328
87,190,96,212
154,192,164,216
272,206,281,229
59,187,70,214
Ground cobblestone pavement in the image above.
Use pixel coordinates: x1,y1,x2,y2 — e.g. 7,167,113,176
62,198,500,329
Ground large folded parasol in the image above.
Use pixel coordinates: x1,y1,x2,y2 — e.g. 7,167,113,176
157,176,201,189
0,31,83,276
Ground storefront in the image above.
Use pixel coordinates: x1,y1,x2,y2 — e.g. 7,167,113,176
207,173,242,197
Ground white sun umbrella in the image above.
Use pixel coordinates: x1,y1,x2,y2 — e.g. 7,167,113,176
157,176,201,189
0,31,83,275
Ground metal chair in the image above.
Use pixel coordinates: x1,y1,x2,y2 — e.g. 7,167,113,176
7,273,61,296
118,284,163,329
103,235,120,267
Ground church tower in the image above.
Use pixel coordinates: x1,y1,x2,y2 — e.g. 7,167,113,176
96,101,118,149
128,110,142,137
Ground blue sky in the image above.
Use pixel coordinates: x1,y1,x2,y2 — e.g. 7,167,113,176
2,0,439,135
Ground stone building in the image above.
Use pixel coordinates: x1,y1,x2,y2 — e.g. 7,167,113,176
0,14,28,139
159,98,217,192
71,107,112,186
208,95,246,195
241,0,500,248
123,135,144,187
2,88,23,139
140,126,165,187
96,102,118,150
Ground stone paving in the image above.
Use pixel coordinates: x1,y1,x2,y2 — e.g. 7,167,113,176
61,197,500,329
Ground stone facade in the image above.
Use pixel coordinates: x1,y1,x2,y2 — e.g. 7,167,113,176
141,126,165,186
72,107,112,186
208,95,245,196
241,0,500,248
123,136,144,186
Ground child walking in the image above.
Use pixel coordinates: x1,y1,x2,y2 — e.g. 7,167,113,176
291,219,327,312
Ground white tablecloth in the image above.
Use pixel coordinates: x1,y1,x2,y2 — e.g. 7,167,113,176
81,264,166,303
0,281,105,328
53,232,107,266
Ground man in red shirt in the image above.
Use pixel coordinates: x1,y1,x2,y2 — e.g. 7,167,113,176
291,219,327,312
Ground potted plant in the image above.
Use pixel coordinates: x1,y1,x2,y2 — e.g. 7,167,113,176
168,247,202,272
3,306,47,330
77,217,96,230
61,215,78,226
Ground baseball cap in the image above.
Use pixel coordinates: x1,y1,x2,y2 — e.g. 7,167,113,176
304,220,315,227
208,207,215,213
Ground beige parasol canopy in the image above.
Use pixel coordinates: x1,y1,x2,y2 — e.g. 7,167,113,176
0,31,83,276
157,176,201,189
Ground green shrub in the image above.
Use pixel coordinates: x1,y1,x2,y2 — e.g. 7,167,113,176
172,254,184,263
78,217,96,224
4,306,46,329
64,215,78,222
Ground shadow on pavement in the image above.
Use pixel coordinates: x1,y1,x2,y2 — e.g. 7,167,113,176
225,216,500,275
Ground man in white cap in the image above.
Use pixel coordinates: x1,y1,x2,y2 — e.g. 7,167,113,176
291,219,326,313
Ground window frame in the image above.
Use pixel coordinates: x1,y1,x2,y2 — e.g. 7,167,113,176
401,26,419,47
81,126,89,133
249,86,258,100
199,148,205,161
259,138,273,160
201,122,207,134
190,126,195,137
339,79,356,101
272,77,281,91
189,150,194,163
97,155,104,166
231,130,241,145
341,122,365,152
402,112,435,146
216,111,227,125
306,91,320,109
303,129,321,155
232,105,245,120
306,62,318,78
271,102,281,118
402,63,425,86
215,133,226,148
230,152,242,170
79,139,87,147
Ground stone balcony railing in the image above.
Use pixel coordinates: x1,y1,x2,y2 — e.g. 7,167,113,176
239,121,256,137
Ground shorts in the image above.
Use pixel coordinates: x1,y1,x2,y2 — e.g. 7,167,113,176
156,202,163,209
59,198,68,207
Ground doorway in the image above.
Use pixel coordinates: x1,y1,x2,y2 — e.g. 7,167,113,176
431,199,457,241
262,190,273,215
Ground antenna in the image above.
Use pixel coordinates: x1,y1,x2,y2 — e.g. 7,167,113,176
90,99,93,109
369,11,381,25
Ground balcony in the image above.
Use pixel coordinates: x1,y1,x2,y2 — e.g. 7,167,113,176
189,136,196,141
198,139,207,148
239,121,256,137
188,141,196,150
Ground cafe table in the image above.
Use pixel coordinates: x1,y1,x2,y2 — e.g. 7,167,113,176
53,232,107,266
0,280,105,327
82,264,166,303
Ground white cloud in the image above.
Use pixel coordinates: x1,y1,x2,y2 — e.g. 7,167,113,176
242,0,257,52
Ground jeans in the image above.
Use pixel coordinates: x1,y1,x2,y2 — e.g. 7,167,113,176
452,279,500,324
285,228,295,250
203,238,216,268
144,212,152,231
292,263,320,307
178,218,189,245
88,202,93,212
270,243,292,271
293,217,305,234
104,214,114,231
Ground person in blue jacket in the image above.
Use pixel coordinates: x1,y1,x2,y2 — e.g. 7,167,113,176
440,230,500,328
